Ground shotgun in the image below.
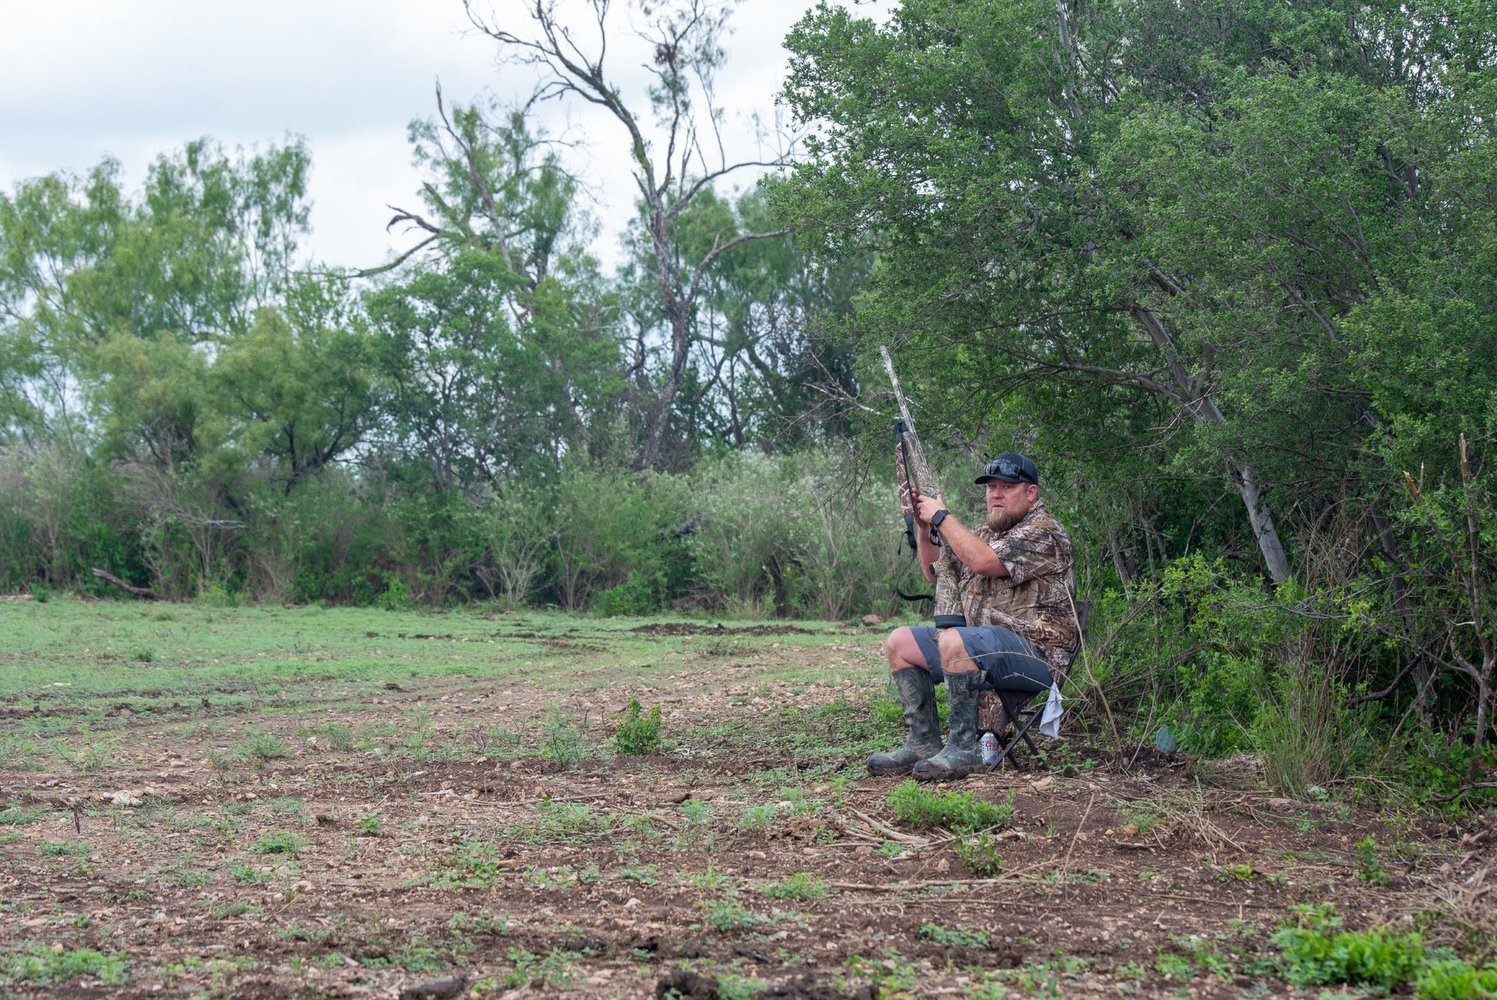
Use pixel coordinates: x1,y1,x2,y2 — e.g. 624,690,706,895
880,346,965,628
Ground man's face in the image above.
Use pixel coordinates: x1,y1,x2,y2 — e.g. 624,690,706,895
985,480,1038,531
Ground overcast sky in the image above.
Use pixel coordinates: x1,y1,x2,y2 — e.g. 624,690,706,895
1,1,888,272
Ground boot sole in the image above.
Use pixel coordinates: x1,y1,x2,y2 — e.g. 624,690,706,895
867,762,917,776
913,767,973,782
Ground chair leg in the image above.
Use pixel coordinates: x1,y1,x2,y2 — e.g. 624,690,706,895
988,690,1045,770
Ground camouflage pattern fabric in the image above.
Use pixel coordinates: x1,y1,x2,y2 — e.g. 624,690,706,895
931,570,964,623
934,500,1079,681
893,420,965,623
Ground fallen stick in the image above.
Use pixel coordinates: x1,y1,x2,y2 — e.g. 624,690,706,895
91,568,159,600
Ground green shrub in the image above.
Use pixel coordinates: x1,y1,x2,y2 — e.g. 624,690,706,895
1272,922,1425,991
953,832,1006,876
1356,835,1390,886
251,830,307,855
887,782,1014,833
541,708,584,770
6,945,127,986
613,698,664,756
1415,958,1497,999
759,872,829,901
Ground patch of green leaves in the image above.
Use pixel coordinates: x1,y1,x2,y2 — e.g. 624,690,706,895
4,945,127,986
1271,904,1427,992
758,872,829,901
613,697,664,755
887,781,1014,833
541,707,583,770
237,730,290,764
919,923,991,948
506,798,617,845
699,895,763,933
1356,834,1390,886
952,832,1005,876
250,830,306,855
432,840,507,889
0,799,45,825
39,840,91,857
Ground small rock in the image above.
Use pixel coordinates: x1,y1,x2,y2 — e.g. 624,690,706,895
399,974,467,1000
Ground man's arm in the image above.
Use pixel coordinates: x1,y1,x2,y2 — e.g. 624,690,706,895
915,494,1008,578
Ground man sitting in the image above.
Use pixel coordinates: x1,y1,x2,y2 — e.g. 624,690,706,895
869,453,1078,781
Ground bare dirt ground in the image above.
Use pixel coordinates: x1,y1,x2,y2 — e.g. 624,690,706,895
3,621,1494,998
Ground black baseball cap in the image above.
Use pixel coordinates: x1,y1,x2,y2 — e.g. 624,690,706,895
975,453,1038,486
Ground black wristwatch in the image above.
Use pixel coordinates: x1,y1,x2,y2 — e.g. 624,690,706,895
930,509,949,528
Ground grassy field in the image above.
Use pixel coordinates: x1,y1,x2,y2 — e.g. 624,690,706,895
2,597,1494,998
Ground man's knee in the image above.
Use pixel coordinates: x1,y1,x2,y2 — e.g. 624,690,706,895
936,628,977,672
886,627,925,669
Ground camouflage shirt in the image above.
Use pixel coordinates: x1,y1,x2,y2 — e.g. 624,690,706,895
935,500,1079,680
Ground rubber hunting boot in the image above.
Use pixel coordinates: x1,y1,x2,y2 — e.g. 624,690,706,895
867,668,942,776
914,669,983,781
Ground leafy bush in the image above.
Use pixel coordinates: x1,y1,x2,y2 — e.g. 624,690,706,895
759,872,829,901
1415,959,1497,999
1270,904,1426,992
541,708,584,770
251,830,307,855
952,832,1006,876
613,698,664,756
5,946,127,986
887,781,1014,833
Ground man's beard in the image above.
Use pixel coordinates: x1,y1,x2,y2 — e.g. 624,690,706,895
986,509,1023,532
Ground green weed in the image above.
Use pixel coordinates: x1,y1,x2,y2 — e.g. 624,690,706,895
737,795,817,831
432,840,507,888
251,830,307,855
618,863,659,885
1271,904,1427,992
448,910,512,938
541,707,583,769
759,872,829,901
228,863,272,884
312,723,356,751
952,832,1006,876
505,798,616,845
1415,958,1497,999
0,800,45,825
887,782,1014,833
919,923,991,948
699,895,763,932
4,945,127,986
39,840,91,857
613,697,664,755
238,730,290,763
497,947,577,990
206,899,260,919
1356,834,1390,886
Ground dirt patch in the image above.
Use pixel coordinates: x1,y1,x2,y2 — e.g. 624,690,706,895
1,643,1489,998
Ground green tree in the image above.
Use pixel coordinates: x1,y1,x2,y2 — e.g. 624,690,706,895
779,0,1497,750
463,0,793,469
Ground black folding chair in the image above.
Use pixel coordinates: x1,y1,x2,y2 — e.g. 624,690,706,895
979,600,1089,771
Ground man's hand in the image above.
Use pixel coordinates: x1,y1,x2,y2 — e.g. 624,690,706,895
914,492,946,526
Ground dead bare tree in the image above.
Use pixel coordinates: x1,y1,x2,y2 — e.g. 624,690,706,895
462,0,790,469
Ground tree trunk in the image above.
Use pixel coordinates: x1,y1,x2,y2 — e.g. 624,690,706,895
1130,303,1292,584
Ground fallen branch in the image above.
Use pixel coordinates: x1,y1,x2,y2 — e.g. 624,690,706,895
90,568,159,600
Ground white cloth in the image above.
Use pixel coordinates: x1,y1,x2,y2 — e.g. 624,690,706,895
1039,682,1064,738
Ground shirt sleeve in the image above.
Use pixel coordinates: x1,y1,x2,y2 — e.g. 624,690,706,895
990,519,1067,586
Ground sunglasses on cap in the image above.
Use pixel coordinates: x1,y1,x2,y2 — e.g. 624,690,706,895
974,454,1038,486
